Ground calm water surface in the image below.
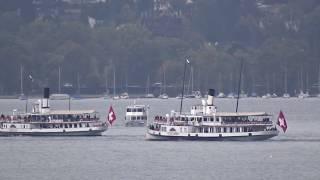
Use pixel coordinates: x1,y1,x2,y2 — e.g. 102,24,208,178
0,98,319,180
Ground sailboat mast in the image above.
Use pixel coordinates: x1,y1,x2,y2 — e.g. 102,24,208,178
163,68,166,93
105,68,108,93
300,66,303,92
113,68,116,97
284,66,288,94
191,66,194,92
20,66,23,94
58,66,61,94
77,72,80,94
146,75,150,94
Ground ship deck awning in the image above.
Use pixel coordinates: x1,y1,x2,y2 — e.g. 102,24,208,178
49,110,97,115
215,112,271,117
28,110,97,115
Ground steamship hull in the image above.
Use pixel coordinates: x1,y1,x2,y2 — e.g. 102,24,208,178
146,130,279,141
0,127,107,136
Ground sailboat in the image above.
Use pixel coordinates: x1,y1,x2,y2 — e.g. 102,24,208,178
227,73,235,98
159,67,168,99
120,74,129,99
18,66,27,100
216,73,225,98
145,75,155,98
113,68,120,100
282,65,290,98
271,73,278,98
185,66,202,98
50,66,70,100
72,73,82,100
103,67,110,99
297,66,309,98
262,75,271,99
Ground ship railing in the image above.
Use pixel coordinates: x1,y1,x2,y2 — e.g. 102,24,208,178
222,121,273,125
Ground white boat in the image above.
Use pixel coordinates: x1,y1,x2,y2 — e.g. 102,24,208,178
193,91,202,98
271,93,278,98
298,90,305,99
262,93,271,99
125,104,148,127
145,93,155,98
0,88,107,136
217,92,226,98
283,93,291,98
227,92,235,98
159,93,169,99
146,89,279,141
18,93,27,100
145,75,155,98
120,92,129,99
113,95,120,100
159,67,169,99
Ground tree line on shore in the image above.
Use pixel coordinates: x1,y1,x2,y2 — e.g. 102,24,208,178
0,0,319,96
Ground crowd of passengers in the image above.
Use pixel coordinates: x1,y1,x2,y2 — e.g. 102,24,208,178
0,114,98,122
154,115,272,124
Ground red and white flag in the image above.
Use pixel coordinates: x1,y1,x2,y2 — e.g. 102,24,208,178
107,106,116,125
277,110,287,133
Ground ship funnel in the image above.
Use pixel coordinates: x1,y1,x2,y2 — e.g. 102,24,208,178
44,87,50,99
41,87,50,112
207,89,215,105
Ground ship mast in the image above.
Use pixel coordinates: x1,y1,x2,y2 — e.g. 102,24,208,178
58,66,61,94
179,58,190,115
236,59,244,112
20,65,24,95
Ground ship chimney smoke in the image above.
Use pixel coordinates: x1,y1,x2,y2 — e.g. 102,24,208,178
207,89,215,105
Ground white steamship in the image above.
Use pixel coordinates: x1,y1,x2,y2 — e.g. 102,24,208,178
146,89,279,140
0,88,107,136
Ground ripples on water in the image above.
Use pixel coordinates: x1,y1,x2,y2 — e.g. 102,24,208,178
0,98,319,180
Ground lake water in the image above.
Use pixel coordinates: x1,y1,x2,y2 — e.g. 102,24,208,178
0,97,319,180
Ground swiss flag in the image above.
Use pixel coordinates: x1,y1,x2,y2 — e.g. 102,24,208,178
107,106,116,125
277,110,287,133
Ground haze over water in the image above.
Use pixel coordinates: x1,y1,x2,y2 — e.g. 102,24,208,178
0,98,319,180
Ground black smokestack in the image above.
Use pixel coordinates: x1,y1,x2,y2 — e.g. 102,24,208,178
208,89,215,97
44,88,50,99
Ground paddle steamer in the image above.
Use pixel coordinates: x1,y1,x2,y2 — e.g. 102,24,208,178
146,89,279,140
0,88,107,136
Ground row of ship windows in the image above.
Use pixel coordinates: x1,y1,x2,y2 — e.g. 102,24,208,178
2,123,91,129
39,123,90,129
160,127,256,133
126,108,144,112
180,117,220,122
126,116,147,120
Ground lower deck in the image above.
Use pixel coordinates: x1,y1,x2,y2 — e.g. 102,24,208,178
146,130,278,141
0,121,107,136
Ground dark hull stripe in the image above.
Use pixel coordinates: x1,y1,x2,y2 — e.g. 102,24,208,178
146,133,277,141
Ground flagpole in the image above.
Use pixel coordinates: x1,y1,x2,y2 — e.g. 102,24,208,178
179,58,189,115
